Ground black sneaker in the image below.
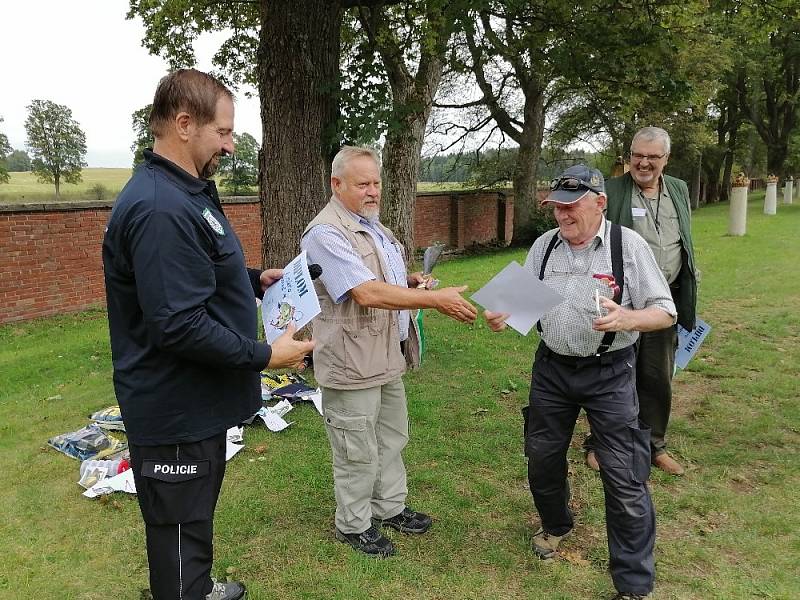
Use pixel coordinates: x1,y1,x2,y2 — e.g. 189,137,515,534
335,525,396,557
609,593,650,600
206,579,246,600
376,507,432,534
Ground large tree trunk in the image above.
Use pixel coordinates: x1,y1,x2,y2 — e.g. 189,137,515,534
364,4,447,261
379,60,443,259
381,119,428,260
258,0,341,268
511,93,546,245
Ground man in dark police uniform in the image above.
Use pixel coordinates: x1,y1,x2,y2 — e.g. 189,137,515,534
102,69,313,600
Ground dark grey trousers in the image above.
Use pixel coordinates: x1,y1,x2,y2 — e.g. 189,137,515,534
526,344,655,596
636,325,679,455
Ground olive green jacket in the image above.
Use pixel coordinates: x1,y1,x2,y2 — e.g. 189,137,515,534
605,172,697,330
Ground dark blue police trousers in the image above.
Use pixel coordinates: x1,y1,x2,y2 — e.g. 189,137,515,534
525,343,655,596
129,432,227,600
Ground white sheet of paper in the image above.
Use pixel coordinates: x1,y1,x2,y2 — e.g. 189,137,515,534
83,468,136,498
257,407,292,432
226,440,245,461
308,390,324,416
471,261,564,336
226,426,244,444
261,251,321,343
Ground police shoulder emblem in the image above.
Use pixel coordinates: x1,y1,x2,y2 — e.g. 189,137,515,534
590,174,600,187
202,208,226,236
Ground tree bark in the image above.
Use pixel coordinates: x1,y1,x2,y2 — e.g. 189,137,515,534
360,5,447,260
511,93,546,245
258,0,342,268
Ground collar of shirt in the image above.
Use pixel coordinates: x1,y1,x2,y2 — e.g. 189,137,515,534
143,149,218,199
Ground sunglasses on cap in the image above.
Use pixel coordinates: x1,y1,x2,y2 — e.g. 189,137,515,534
550,177,591,191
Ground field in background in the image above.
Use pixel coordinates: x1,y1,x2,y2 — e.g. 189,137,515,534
0,193,798,599
0,169,132,203
0,172,474,204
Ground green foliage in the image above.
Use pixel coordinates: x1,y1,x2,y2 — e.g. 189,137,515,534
721,0,800,176
130,104,153,168
337,11,393,146
24,100,87,199
420,152,474,182
127,0,259,89
217,132,259,195
87,183,109,200
4,149,31,172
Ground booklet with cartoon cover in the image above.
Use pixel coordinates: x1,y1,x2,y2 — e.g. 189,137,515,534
261,250,321,343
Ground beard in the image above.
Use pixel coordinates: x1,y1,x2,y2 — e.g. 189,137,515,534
360,206,380,220
200,154,221,179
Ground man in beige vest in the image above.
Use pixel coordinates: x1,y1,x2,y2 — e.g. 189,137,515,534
301,146,477,557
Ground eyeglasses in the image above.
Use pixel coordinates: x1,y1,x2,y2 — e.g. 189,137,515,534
550,177,588,191
630,152,666,162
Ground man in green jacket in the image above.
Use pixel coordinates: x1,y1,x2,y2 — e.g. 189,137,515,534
587,126,697,476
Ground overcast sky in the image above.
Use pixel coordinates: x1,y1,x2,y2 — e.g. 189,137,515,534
2,1,262,168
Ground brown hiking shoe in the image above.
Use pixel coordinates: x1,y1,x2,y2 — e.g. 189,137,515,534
652,452,684,475
585,450,600,471
532,527,571,559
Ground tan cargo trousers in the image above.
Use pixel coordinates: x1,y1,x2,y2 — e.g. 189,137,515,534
321,378,409,534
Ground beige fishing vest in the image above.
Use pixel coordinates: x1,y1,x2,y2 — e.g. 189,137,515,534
302,198,420,390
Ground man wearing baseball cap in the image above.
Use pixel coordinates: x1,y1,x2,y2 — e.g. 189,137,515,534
485,164,676,599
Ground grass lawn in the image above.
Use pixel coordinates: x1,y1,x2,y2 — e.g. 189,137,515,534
0,192,798,599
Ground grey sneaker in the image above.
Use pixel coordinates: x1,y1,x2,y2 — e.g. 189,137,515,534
532,527,571,559
206,579,246,600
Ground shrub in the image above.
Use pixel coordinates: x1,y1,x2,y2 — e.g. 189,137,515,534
87,184,109,200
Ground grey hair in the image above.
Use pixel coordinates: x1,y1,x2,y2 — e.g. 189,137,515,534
631,126,671,156
331,146,380,178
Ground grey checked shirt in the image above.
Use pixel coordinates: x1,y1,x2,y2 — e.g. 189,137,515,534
524,217,676,356
301,200,410,341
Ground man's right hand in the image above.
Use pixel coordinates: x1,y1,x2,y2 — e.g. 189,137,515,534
484,310,510,332
267,322,315,370
432,286,477,323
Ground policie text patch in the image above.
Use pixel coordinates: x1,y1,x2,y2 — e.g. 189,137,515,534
141,459,209,482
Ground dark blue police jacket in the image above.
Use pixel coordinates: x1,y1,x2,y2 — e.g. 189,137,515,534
103,150,268,445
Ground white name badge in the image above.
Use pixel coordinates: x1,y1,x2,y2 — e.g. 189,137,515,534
632,207,648,219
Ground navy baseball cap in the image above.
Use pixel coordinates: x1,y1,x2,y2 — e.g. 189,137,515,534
544,164,606,204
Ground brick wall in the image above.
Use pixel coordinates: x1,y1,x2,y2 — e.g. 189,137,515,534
414,190,513,249
0,190,514,324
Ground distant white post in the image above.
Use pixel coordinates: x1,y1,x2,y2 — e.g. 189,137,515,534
728,173,749,236
783,176,793,205
764,176,778,215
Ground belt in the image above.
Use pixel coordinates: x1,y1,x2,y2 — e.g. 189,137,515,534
537,343,633,367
